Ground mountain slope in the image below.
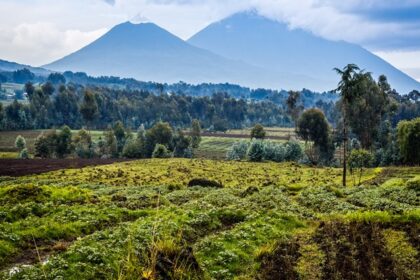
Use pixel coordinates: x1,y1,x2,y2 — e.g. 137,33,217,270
44,21,312,89
188,12,420,93
0,59,50,76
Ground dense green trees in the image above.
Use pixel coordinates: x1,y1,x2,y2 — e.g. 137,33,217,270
1,85,290,131
397,118,420,165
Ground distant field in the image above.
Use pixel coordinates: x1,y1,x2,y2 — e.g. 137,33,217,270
227,127,296,138
0,128,296,159
0,130,104,155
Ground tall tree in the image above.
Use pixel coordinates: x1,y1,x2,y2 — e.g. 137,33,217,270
80,90,98,130
286,91,303,127
191,119,202,149
297,108,332,164
334,64,360,186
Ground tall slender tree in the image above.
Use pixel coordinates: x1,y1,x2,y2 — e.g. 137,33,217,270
80,90,98,131
334,64,360,186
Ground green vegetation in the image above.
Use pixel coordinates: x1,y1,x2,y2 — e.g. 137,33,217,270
0,159,418,279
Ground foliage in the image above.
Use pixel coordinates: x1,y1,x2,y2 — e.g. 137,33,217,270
191,119,202,149
18,148,29,159
73,129,95,158
397,118,420,165
145,122,173,157
250,124,266,139
297,108,333,164
226,140,249,160
247,140,265,162
348,149,374,185
0,159,418,279
14,135,26,151
79,90,98,127
152,144,170,158
122,138,144,159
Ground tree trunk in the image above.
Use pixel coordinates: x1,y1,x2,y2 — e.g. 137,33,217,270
343,111,347,187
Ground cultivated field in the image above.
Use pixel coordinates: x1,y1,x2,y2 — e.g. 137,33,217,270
0,159,418,279
0,128,294,160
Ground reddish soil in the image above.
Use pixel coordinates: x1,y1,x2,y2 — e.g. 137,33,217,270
0,158,132,177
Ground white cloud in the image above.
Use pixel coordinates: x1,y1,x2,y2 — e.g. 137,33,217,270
375,50,420,81
0,0,419,67
0,23,107,66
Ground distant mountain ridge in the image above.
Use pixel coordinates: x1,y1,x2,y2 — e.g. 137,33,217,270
0,59,50,76
44,21,310,89
189,12,420,93
36,12,420,93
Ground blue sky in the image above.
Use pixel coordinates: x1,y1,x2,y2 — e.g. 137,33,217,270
0,0,419,81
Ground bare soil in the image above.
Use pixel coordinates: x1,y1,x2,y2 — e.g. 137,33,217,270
0,158,132,177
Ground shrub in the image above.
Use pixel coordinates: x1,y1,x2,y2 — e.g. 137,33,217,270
251,124,266,139
263,142,285,162
284,141,303,161
152,144,170,158
122,139,143,158
34,131,57,158
73,129,95,158
14,135,26,151
56,125,73,158
226,140,249,160
247,140,264,162
348,149,373,185
19,148,29,159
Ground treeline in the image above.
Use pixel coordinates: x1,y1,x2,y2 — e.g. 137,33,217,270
15,121,202,160
0,83,291,131
226,68,420,169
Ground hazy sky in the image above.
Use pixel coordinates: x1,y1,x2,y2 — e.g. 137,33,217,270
1,0,419,81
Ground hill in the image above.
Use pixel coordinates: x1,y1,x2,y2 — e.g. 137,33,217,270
188,12,420,94
0,59,50,76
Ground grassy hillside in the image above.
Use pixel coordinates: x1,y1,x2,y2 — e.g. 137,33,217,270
0,159,418,279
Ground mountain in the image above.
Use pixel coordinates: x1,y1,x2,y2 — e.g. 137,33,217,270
45,21,309,89
188,12,420,93
0,59,50,76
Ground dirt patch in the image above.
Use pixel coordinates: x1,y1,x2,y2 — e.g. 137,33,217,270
0,158,133,177
258,221,419,280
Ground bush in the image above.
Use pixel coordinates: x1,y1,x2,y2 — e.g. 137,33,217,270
152,144,170,158
348,149,373,185
284,141,303,161
263,142,285,162
73,129,95,158
248,140,265,162
19,148,29,159
122,139,143,158
15,135,26,151
34,131,57,158
251,124,266,139
226,140,249,160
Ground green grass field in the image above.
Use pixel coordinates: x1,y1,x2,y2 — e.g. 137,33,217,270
0,159,418,279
